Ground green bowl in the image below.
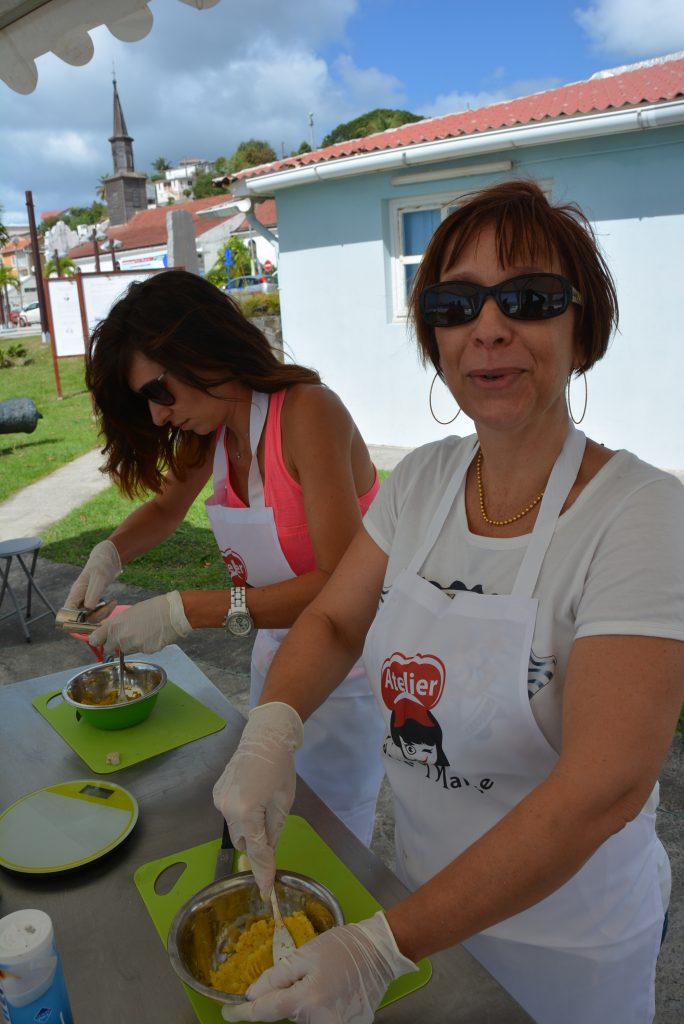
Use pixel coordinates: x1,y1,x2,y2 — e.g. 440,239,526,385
62,661,167,730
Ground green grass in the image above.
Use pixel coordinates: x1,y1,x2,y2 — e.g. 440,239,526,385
41,481,230,593
0,334,98,501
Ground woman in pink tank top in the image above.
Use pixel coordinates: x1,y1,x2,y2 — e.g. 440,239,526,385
63,269,385,844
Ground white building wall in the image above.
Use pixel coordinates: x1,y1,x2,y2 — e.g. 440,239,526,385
274,126,684,471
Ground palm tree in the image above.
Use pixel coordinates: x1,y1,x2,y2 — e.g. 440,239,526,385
152,156,171,174
96,175,108,201
0,202,9,248
0,265,20,326
44,256,76,277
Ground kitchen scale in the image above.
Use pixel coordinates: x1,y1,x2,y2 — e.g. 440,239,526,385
0,779,138,874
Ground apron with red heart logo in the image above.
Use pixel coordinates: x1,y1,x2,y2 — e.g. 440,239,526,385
362,425,662,1022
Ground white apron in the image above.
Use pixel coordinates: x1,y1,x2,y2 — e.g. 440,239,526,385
206,391,384,845
362,425,663,1023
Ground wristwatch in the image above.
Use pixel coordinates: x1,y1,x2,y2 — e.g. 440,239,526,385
224,586,253,637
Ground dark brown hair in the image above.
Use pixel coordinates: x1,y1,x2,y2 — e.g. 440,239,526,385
409,179,618,377
87,269,321,497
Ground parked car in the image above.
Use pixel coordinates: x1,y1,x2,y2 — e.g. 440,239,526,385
223,275,277,296
18,302,41,327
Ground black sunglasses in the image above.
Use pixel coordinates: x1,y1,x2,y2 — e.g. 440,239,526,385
136,369,175,406
419,273,583,328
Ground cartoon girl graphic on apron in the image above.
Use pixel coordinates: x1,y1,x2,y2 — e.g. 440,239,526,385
206,391,384,845
363,425,663,1023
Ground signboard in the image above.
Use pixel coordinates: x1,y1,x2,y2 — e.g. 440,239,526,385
44,269,164,397
81,271,155,337
45,278,84,356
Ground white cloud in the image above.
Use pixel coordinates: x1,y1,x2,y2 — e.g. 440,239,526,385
333,54,408,111
42,131,97,164
575,0,684,56
423,78,562,119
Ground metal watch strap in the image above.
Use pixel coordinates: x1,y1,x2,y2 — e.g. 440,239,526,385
228,586,247,617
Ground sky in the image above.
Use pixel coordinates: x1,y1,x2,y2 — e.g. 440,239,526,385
2,0,684,225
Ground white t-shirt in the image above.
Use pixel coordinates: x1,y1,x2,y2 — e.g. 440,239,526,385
364,436,684,906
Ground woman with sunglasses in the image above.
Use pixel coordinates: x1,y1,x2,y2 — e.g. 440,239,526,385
215,180,684,1024
63,268,385,846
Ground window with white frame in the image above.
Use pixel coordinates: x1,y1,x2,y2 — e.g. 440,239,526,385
389,191,465,320
389,180,551,320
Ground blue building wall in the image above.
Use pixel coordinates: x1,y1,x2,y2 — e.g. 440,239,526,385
273,125,684,470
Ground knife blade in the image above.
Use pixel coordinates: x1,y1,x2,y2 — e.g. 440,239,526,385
214,819,235,882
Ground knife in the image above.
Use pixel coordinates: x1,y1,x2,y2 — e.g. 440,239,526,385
214,819,235,882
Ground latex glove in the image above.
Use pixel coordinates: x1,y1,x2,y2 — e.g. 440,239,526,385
212,702,303,899
89,591,192,654
221,911,418,1023
64,539,121,610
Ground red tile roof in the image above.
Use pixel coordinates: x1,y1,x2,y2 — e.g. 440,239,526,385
67,194,277,258
1,237,31,255
229,54,684,184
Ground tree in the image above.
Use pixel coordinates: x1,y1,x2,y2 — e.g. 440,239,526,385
205,237,251,289
0,204,9,248
38,202,107,235
190,168,224,199
96,174,108,201
321,108,424,148
0,266,19,326
292,141,311,156
153,156,171,174
228,140,277,173
44,255,76,277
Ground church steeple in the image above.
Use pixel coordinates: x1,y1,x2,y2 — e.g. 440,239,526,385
103,75,148,226
109,75,137,175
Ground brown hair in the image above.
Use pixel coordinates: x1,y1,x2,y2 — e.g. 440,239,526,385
86,269,321,497
409,179,618,377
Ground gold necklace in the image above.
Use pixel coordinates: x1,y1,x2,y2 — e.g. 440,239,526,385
476,450,545,527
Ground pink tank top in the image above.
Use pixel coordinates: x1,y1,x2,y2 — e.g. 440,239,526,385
222,389,379,577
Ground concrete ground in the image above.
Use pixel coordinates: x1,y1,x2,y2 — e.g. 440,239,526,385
0,449,681,1021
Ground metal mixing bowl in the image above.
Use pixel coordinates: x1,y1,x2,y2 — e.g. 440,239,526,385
167,870,345,1005
62,661,167,730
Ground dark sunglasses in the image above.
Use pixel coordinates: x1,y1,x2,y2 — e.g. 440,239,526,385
136,369,175,406
419,273,583,328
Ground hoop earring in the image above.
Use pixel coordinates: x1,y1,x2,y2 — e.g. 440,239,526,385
567,370,588,425
429,372,461,425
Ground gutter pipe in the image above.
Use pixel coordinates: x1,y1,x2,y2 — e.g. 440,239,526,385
235,101,684,197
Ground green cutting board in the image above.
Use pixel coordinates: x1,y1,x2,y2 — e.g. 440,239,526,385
32,681,226,774
134,814,431,1024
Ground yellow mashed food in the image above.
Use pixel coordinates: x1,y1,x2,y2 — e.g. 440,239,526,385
209,911,315,994
78,685,143,705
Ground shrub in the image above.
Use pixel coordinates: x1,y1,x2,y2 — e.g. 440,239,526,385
240,292,280,317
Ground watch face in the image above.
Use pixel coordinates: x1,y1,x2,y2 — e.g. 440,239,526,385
228,612,252,637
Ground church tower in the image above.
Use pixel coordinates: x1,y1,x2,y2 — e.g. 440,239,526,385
102,77,148,226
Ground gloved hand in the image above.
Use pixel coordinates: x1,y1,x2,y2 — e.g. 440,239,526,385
89,591,192,654
65,539,121,610
221,911,418,1023
212,702,303,899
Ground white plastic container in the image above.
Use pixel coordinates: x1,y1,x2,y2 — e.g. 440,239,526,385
0,909,73,1024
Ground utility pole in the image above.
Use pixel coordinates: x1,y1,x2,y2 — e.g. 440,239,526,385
308,112,314,149
24,190,49,344
91,228,101,273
